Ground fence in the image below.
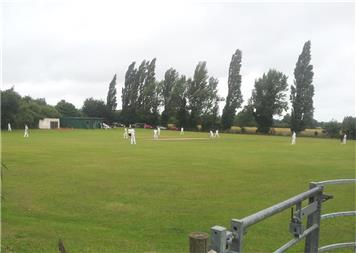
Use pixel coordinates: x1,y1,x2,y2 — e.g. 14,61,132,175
190,179,356,253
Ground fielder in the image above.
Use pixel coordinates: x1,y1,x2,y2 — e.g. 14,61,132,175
123,127,128,139
291,131,296,145
180,127,184,135
8,123,12,132
153,129,158,140
102,123,110,129
128,127,132,140
24,124,29,138
130,128,136,144
215,130,220,138
210,130,214,138
342,134,347,144
157,127,160,136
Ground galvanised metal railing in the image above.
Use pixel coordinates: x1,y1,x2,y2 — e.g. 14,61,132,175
210,179,356,253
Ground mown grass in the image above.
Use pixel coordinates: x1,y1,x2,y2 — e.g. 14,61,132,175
1,129,355,253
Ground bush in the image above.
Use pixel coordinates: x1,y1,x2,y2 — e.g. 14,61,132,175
323,120,341,138
341,116,356,140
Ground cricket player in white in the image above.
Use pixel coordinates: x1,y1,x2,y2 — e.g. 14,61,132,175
342,134,347,144
130,129,136,144
157,127,160,136
180,127,184,135
153,129,158,140
215,130,219,138
24,125,29,138
127,128,132,140
123,127,128,139
102,123,110,129
210,130,214,138
8,123,12,132
128,128,132,141
291,131,296,145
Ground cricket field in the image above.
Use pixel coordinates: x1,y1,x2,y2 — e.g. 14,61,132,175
1,129,355,252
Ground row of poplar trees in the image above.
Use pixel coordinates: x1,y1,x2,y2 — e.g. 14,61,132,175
120,59,222,131
116,41,314,133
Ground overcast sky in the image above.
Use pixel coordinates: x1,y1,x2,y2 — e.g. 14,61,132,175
1,0,355,121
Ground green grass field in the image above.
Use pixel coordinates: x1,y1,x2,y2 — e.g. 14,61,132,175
1,129,355,253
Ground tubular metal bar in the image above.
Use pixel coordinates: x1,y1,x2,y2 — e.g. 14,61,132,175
240,187,322,228
318,242,356,252
273,224,319,253
311,179,356,186
321,211,356,220
304,182,323,253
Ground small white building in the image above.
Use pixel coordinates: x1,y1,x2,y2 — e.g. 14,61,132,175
39,118,60,129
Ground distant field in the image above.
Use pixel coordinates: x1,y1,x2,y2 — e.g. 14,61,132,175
1,129,355,253
230,126,326,137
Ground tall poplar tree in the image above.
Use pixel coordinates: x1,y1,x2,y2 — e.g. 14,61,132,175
106,74,117,119
160,68,179,126
187,62,209,129
221,49,243,130
139,58,159,125
290,41,314,133
142,59,157,114
201,77,221,130
174,75,189,128
122,62,138,124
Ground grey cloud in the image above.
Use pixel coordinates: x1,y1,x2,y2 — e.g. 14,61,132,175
2,1,354,121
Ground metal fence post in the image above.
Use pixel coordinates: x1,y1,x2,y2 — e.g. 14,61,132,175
304,183,323,253
210,226,227,253
230,219,244,253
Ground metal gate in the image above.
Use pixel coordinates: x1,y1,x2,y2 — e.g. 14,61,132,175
210,179,356,253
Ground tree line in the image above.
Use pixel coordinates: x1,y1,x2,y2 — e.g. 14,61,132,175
1,41,355,139
121,59,222,130
118,41,316,134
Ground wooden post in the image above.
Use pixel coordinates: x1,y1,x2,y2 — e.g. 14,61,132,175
58,239,68,253
189,232,209,253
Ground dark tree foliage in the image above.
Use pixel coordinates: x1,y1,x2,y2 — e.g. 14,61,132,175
1,87,21,129
341,116,356,139
278,113,291,128
82,98,107,118
169,62,221,130
201,77,221,130
41,104,61,118
112,110,122,123
55,100,81,117
323,120,341,138
137,59,159,125
234,105,256,127
136,60,148,112
15,101,42,128
106,74,117,112
120,59,220,129
122,62,138,124
121,59,159,125
174,75,189,128
290,41,314,133
1,89,60,129
250,69,289,133
105,74,118,123
221,49,243,130
160,68,179,126
187,62,209,129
